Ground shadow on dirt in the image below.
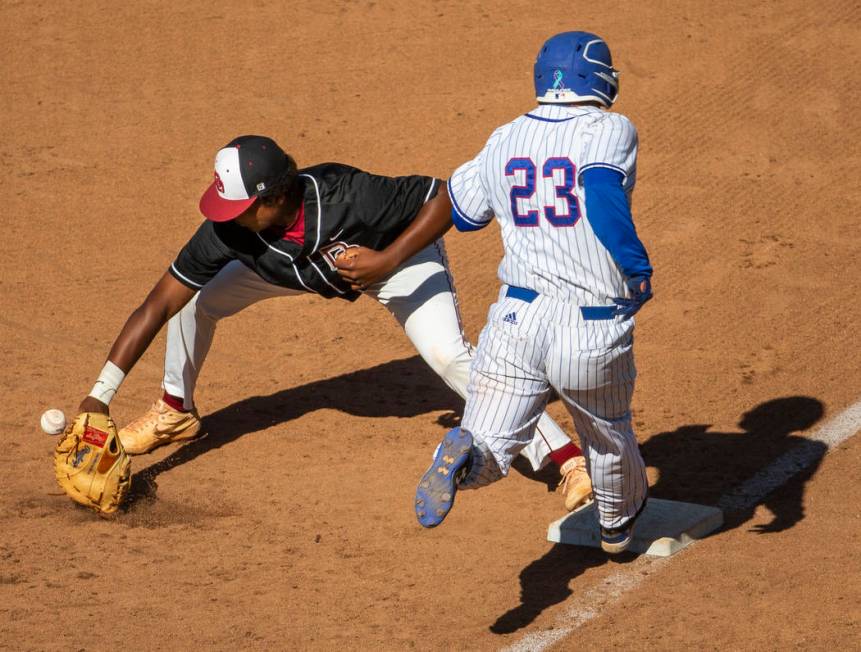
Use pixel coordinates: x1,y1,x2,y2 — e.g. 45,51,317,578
492,395,826,633
490,544,637,634
128,355,463,504
127,373,827,635
642,395,826,533
128,356,567,505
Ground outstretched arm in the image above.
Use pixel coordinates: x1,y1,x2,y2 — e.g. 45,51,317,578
335,189,453,289
78,272,196,414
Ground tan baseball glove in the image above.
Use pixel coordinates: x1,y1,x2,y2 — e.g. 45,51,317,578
54,412,131,515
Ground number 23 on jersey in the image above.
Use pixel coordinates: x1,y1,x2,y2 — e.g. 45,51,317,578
505,157,580,228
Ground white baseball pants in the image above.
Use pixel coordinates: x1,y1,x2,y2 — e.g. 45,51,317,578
162,241,573,470
460,288,648,528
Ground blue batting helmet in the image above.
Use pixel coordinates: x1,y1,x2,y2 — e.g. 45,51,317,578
534,31,619,107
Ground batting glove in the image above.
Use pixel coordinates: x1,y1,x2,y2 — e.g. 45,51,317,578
612,276,653,318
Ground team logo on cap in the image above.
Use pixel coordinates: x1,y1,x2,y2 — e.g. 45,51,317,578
214,171,225,193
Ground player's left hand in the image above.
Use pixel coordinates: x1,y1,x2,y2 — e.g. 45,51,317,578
54,411,131,515
612,276,653,318
334,246,396,291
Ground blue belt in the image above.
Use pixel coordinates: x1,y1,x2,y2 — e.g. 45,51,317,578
504,286,539,303
580,306,617,320
504,286,616,320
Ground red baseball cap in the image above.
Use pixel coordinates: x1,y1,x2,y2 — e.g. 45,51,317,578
199,135,292,222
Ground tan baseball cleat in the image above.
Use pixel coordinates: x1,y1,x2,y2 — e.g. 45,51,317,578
118,399,202,455
558,456,594,511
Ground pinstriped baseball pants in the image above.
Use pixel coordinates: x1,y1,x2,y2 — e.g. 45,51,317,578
461,287,648,529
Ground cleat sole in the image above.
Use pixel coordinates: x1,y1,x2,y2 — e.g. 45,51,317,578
414,429,473,529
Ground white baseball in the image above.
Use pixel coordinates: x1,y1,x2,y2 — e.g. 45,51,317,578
40,409,66,435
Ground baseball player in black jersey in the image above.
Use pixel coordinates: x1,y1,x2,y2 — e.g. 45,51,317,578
77,135,593,510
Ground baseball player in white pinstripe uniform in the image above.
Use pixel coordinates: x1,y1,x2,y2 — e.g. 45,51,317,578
415,31,653,553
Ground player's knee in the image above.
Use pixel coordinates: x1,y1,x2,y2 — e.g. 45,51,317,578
427,344,471,395
195,289,232,321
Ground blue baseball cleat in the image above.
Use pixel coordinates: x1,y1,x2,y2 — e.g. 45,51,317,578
415,428,473,528
600,497,648,554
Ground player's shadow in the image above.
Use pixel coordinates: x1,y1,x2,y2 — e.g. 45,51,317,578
642,395,826,532
490,544,635,635
127,355,463,505
490,395,826,634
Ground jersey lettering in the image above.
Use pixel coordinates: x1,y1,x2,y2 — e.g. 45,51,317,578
504,158,539,226
505,156,580,228
319,241,359,271
542,157,580,227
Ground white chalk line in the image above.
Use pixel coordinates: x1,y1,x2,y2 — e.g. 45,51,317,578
501,398,861,652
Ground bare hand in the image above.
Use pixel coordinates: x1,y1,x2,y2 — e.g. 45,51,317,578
334,246,396,291
78,396,110,415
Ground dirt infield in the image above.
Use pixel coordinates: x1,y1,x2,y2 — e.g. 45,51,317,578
2,1,859,649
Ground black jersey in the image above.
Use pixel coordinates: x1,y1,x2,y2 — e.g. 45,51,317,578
170,163,441,300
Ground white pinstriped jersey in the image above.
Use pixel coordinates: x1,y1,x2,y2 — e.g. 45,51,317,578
448,104,638,305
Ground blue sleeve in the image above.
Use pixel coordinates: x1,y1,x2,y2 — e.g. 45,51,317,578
451,206,489,232
582,167,652,279
448,178,493,232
